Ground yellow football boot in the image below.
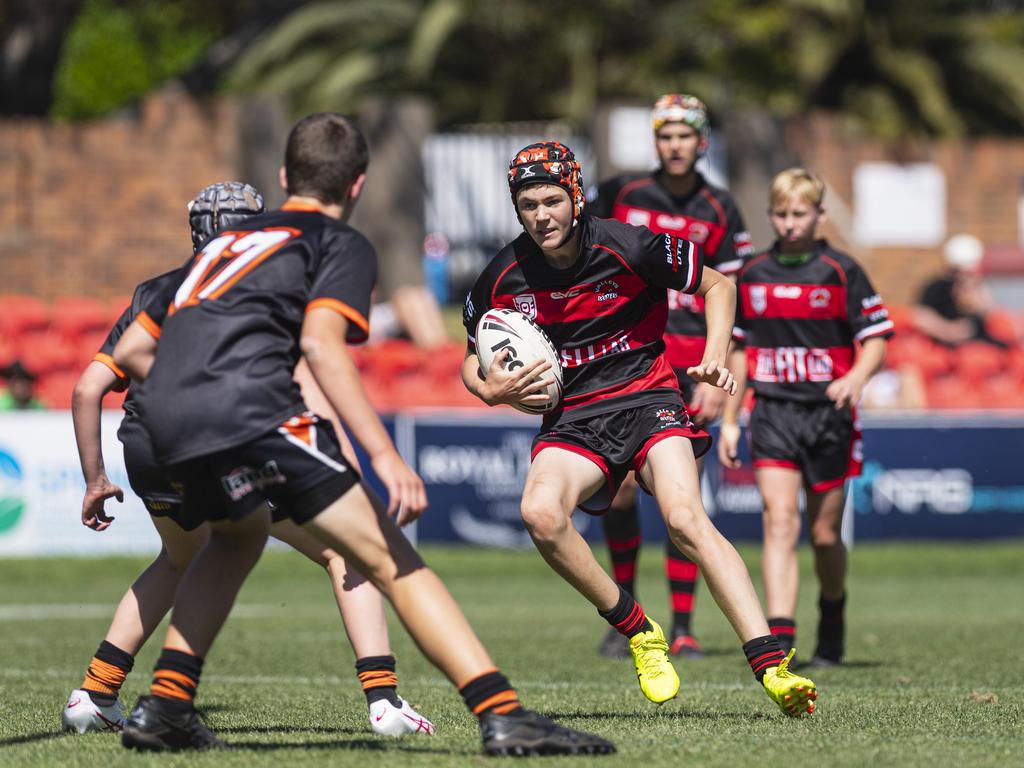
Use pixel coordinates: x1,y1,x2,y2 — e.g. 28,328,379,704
762,649,817,717
628,619,680,704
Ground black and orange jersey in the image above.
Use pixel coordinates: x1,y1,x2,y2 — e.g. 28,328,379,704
591,172,753,372
732,239,894,403
463,215,704,424
93,268,185,420
135,206,377,465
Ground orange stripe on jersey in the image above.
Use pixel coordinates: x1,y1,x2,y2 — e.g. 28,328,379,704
281,202,325,213
306,298,370,339
136,311,162,339
92,352,127,381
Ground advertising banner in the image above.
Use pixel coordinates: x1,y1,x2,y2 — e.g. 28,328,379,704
2,411,1022,556
0,412,159,556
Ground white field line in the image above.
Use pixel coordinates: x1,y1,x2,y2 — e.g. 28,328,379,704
0,603,286,620
0,666,749,691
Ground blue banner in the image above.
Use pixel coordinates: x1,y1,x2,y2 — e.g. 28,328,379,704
360,413,1024,544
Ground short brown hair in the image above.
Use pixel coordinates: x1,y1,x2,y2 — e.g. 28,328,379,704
770,167,825,209
284,113,369,205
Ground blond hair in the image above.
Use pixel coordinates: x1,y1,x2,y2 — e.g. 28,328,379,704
770,167,825,209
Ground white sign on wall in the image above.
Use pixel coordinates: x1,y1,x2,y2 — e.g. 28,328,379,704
0,412,161,556
853,162,946,247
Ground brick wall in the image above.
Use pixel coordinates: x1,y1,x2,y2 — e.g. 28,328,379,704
0,89,240,302
786,113,1024,306
1,96,1022,309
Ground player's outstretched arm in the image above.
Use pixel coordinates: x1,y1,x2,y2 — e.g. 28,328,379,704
826,336,888,410
718,348,748,469
111,319,158,383
461,349,553,407
72,361,124,530
687,267,738,395
301,307,426,524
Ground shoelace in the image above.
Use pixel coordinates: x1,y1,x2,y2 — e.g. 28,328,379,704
772,648,797,678
633,634,671,677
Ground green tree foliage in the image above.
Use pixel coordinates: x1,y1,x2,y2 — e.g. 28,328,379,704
51,0,219,120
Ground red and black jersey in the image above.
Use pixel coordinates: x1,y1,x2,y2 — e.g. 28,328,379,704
93,268,185,421
135,205,377,465
732,239,894,403
591,172,753,370
463,215,704,424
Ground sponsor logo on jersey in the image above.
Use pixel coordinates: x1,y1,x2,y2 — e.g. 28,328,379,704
626,208,652,228
734,231,755,257
656,408,677,422
862,294,883,309
560,331,631,368
750,285,768,315
753,347,835,383
594,279,619,302
686,221,711,243
513,293,537,319
463,294,475,323
809,287,831,309
772,285,802,299
550,288,581,300
653,213,688,233
221,461,286,501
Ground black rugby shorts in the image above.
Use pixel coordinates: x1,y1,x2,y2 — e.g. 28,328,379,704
749,396,863,493
118,417,193,528
165,412,360,531
532,394,710,515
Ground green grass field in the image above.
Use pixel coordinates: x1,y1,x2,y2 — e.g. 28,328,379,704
1,541,1022,767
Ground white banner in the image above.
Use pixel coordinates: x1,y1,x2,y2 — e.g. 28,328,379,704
0,411,161,556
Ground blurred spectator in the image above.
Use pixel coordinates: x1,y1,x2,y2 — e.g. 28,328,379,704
913,234,1008,348
0,361,45,410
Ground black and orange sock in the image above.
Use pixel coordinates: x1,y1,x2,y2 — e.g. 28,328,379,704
768,617,796,655
665,541,699,636
356,655,401,707
460,670,522,717
815,592,846,660
603,504,641,598
150,648,203,711
743,635,786,683
81,640,134,706
599,585,653,639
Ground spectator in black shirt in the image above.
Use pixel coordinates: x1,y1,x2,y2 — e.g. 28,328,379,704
914,234,1007,348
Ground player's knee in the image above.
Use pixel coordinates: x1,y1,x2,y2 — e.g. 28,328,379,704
809,522,842,549
520,496,570,542
664,503,707,549
762,507,800,542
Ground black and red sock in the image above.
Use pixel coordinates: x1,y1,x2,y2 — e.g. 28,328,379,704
356,655,401,707
743,635,786,683
81,640,134,706
460,670,522,717
150,648,203,711
665,541,699,636
603,504,641,598
599,585,653,639
768,617,796,655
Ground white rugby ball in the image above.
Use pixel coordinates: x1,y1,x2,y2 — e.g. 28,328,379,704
476,308,563,414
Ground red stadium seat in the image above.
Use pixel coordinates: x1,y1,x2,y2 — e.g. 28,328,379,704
0,294,50,337
51,296,110,339
884,305,915,335
954,342,1008,385
15,332,79,376
887,334,954,381
37,371,79,409
0,336,15,369
926,373,982,410
985,309,1020,346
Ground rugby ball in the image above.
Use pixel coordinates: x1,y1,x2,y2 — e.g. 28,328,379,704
476,308,563,414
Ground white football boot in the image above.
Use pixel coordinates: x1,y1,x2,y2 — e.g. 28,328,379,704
368,697,435,736
62,689,126,733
